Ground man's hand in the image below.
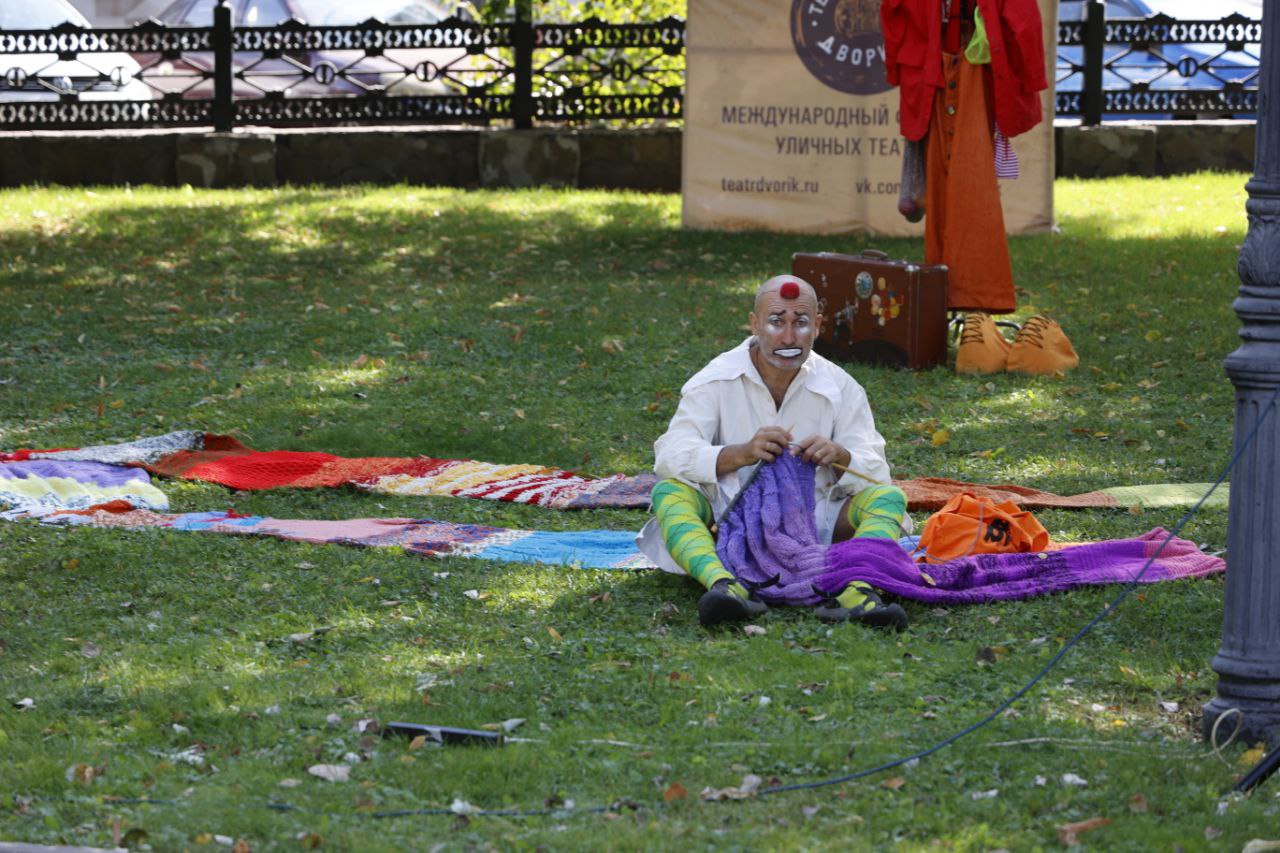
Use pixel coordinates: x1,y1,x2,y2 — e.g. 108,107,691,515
717,426,793,477
790,434,851,469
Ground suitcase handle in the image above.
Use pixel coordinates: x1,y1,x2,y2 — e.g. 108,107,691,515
859,249,889,260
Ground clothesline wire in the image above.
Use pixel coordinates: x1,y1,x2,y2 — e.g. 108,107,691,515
40,384,1279,824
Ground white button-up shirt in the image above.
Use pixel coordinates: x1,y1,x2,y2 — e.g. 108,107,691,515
636,337,898,574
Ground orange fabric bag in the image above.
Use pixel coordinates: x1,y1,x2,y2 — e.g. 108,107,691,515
915,492,1050,564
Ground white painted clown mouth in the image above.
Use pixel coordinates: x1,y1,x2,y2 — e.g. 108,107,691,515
774,348,803,358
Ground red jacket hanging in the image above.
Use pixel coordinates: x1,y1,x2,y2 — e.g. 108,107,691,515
880,0,1048,142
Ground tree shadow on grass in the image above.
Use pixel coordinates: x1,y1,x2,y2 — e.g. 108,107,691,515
0,192,1247,501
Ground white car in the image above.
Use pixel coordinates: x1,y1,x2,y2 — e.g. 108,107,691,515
0,0,153,102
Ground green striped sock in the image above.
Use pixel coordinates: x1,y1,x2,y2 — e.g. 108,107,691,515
651,479,735,591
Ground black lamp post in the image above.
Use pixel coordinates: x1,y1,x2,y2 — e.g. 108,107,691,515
1202,0,1280,749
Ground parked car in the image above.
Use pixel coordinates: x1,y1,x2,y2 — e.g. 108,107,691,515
136,0,475,99
1056,0,1259,119
0,0,152,102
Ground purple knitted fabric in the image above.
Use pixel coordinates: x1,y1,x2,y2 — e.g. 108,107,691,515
715,454,1225,607
714,453,833,605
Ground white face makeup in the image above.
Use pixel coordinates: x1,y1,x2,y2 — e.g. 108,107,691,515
751,298,821,371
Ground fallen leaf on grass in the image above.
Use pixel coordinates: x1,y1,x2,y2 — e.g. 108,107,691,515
930,429,950,447
880,777,907,791
481,718,526,733
81,642,101,658
1239,744,1267,767
547,626,563,641
278,778,303,788
700,774,762,801
122,828,149,848
1243,840,1280,852
296,832,323,849
1057,817,1109,846
65,763,102,785
307,764,350,782
663,782,688,802
1129,793,1149,813
976,646,1005,665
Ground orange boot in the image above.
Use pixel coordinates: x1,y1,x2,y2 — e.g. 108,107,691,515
955,312,1011,374
1007,316,1080,375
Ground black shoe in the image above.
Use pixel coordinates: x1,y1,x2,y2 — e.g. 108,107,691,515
698,579,767,627
813,583,908,632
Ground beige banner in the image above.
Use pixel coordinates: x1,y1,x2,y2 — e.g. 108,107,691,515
682,0,1056,236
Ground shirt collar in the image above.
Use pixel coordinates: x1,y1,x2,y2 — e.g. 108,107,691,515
683,337,843,407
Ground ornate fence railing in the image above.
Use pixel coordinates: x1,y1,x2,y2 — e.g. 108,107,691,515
0,8,1259,131
0,10,685,131
1057,6,1261,123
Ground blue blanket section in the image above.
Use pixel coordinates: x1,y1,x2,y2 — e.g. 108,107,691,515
471,530,650,569
168,512,266,531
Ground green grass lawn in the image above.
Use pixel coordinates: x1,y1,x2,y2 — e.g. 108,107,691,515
0,175,1273,850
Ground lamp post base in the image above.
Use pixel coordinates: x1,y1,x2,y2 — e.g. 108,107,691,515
1203,696,1280,751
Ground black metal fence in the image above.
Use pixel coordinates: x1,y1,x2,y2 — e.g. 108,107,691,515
1056,6,1260,123
0,8,1259,132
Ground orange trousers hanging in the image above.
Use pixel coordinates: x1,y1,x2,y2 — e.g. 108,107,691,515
925,53,1017,315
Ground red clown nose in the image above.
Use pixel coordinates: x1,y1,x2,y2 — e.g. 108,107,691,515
779,281,801,299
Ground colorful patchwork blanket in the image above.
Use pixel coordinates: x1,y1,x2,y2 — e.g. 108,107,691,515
0,460,169,520
4,431,657,510
3,430,1227,513
42,507,655,570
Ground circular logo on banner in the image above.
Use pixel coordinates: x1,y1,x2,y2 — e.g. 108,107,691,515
790,0,892,96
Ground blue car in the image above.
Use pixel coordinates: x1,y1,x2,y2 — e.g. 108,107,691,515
1056,0,1259,119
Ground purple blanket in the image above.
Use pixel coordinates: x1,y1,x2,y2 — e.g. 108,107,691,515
715,454,1224,606
0,459,153,487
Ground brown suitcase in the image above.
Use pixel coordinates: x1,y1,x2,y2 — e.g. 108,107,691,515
791,250,949,370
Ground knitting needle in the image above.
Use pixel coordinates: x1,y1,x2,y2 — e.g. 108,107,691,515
829,460,888,486
709,459,763,535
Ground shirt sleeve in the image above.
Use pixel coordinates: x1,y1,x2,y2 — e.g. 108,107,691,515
879,0,908,86
829,376,891,499
653,382,726,487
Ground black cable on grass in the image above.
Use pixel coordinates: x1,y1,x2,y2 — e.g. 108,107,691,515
759,381,1279,798
64,386,1280,822
346,380,1276,820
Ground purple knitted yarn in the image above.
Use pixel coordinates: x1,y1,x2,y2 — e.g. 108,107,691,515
714,453,1225,607
818,528,1224,605
714,454,832,605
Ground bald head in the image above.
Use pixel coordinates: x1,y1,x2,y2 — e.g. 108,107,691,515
749,275,823,374
755,275,818,314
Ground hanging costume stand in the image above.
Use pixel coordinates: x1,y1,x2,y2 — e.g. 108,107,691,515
880,0,1048,316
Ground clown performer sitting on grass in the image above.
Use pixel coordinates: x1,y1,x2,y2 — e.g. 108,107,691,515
636,275,912,629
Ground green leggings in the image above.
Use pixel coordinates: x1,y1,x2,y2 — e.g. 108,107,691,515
651,479,908,590
843,483,908,540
